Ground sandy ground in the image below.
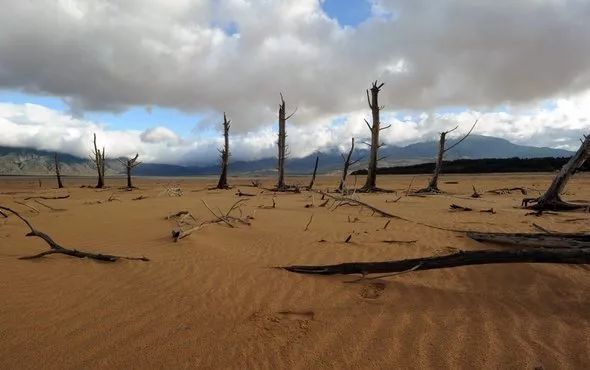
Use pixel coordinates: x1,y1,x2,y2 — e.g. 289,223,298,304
0,173,589,369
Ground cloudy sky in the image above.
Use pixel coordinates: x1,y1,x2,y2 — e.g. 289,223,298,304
1,0,589,164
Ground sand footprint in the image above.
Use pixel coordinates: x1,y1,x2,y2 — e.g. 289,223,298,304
359,282,386,299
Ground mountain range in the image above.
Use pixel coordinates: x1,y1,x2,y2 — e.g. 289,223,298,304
0,135,574,177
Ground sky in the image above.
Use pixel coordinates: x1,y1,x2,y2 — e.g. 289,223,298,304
0,0,589,165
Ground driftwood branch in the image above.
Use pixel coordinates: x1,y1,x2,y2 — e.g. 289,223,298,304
0,206,149,262
23,194,70,201
283,248,590,276
468,231,590,249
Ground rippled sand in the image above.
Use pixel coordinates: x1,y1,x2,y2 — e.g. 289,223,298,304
1,173,589,369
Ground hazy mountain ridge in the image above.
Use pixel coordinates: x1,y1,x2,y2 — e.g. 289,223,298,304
0,135,574,176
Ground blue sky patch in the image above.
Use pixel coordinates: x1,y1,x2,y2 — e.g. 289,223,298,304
321,0,372,27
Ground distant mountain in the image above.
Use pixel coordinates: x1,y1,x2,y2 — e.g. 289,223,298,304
0,135,575,176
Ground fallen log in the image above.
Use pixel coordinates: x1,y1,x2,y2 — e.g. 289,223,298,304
487,187,528,195
23,194,70,201
0,206,149,262
450,204,472,211
283,247,590,276
468,231,590,248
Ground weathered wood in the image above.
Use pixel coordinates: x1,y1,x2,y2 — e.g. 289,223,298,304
283,248,590,276
23,194,69,201
468,231,590,248
276,94,296,190
91,133,106,188
450,204,472,211
217,113,231,189
361,81,387,192
0,206,149,262
315,190,396,218
338,138,357,192
307,156,319,190
54,152,64,188
488,187,528,195
118,153,141,189
418,120,477,193
523,134,590,210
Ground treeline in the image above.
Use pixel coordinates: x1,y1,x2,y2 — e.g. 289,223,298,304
351,157,590,175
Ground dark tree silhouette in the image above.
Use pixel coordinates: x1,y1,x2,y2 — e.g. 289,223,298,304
360,81,390,192
307,156,319,190
54,152,64,189
277,93,296,190
91,133,106,188
217,113,231,189
522,134,590,211
118,154,141,189
417,120,478,193
338,138,361,193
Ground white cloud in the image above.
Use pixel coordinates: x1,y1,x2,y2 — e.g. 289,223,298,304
0,0,589,135
0,0,589,161
140,127,181,144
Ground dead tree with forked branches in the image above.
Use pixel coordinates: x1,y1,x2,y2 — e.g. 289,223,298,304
217,113,231,189
90,133,106,188
338,138,362,193
522,134,590,211
277,93,297,190
360,81,390,192
417,120,478,193
118,154,142,189
54,152,64,188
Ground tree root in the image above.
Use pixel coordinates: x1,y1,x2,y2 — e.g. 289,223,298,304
0,206,149,262
415,186,441,194
522,197,590,212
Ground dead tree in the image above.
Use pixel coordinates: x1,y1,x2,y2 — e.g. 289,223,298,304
118,154,141,189
307,156,319,190
338,138,361,193
418,120,478,193
54,152,64,189
360,81,390,192
522,134,590,211
277,93,296,190
217,113,231,189
91,133,106,188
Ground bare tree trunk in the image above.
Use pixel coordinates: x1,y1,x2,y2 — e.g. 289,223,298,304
339,138,356,192
126,166,132,188
217,113,231,189
54,152,64,189
418,120,477,193
91,133,105,188
523,134,590,210
277,96,287,190
423,132,446,192
307,156,319,190
277,94,296,190
361,81,387,191
118,154,141,189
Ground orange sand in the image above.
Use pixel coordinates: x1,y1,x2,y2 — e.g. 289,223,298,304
0,173,589,369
